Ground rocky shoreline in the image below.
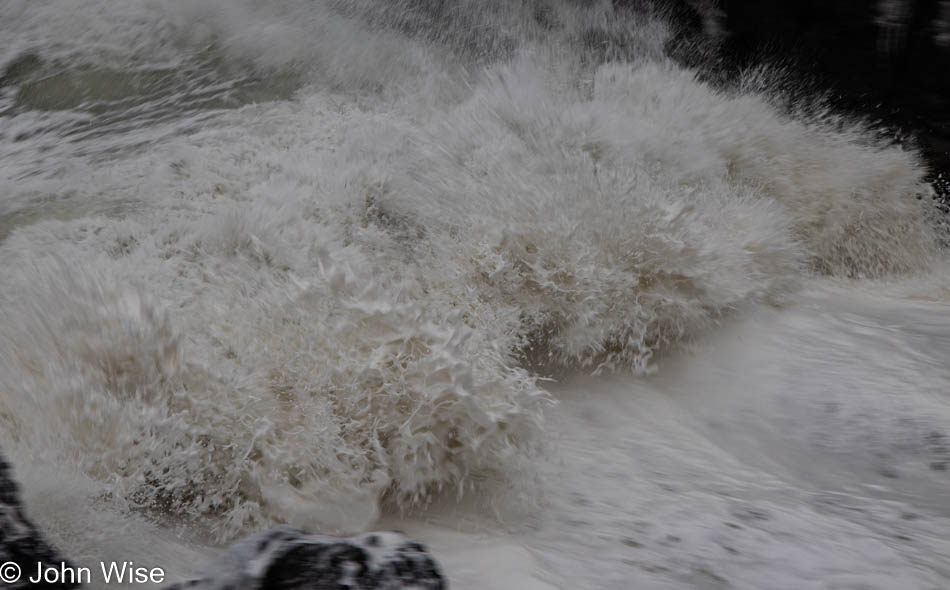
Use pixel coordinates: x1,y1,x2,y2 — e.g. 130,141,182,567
0,452,446,590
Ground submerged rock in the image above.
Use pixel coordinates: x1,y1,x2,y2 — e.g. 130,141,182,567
0,52,43,88
0,451,447,590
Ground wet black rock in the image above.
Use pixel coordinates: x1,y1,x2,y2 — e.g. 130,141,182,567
0,450,447,590
165,527,446,590
0,454,79,589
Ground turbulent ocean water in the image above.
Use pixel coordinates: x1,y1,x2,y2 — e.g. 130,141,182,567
2,1,950,588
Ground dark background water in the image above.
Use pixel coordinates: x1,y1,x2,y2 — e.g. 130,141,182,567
660,0,950,199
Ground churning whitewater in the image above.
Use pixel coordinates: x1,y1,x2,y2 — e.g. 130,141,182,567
1,1,949,589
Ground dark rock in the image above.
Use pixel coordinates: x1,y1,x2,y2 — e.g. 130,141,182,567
166,526,447,590
0,454,79,589
0,449,447,590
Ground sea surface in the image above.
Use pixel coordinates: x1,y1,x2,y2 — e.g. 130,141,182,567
2,1,950,589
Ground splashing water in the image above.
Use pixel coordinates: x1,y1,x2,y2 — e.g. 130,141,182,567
1,1,949,588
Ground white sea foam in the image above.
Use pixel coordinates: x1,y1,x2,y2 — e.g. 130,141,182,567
0,3,948,586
